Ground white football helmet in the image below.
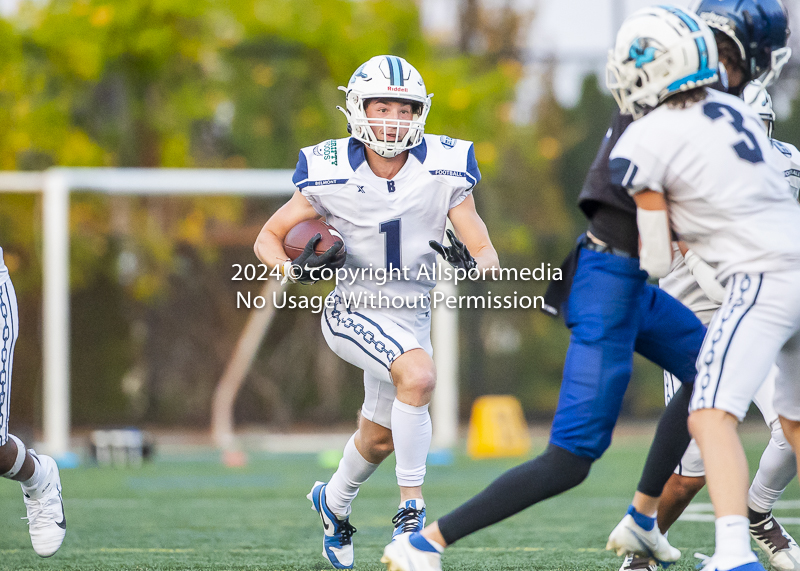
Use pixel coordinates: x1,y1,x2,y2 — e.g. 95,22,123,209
338,55,432,158
743,80,775,138
607,5,719,119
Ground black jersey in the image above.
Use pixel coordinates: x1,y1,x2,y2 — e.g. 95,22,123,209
577,110,638,256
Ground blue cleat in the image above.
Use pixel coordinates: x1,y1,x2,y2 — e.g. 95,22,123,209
307,481,356,569
392,499,426,538
696,559,765,571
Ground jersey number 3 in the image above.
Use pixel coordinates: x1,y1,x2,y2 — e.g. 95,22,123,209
379,219,401,270
703,102,764,164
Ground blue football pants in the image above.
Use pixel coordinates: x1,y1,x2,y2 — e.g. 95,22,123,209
549,247,706,459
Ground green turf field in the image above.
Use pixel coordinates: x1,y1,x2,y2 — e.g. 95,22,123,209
1,427,797,571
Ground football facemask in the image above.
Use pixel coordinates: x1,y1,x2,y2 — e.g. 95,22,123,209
743,80,776,138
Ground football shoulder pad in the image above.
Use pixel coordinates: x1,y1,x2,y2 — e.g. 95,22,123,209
417,134,481,190
292,137,355,195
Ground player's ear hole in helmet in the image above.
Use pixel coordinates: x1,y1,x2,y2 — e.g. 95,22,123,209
714,32,749,90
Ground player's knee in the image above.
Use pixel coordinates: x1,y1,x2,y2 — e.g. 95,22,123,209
357,416,395,459
392,361,436,402
407,369,436,397
688,407,733,438
670,473,705,499
370,436,394,458
543,444,593,487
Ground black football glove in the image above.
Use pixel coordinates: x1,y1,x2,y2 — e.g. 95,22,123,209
286,233,345,284
429,229,477,270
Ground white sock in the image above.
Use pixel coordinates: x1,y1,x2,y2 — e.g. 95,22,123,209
714,515,758,570
391,399,431,487
748,434,796,515
325,434,379,518
20,453,45,499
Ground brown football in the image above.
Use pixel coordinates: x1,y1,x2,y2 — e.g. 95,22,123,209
283,219,346,262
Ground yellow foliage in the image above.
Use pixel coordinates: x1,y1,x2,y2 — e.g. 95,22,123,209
499,59,523,81
66,40,103,80
9,131,31,150
132,273,163,302
298,107,322,130
90,5,114,27
161,134,190,167
223,156,248,168
538,136,561,160
3,252,20,273
60,130,105,166
252,116,272,137
474,141,496,167
177,209,205,246
448,88,471,111
251,64,274,88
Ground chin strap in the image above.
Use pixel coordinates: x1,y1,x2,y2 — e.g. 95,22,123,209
1,434,26,479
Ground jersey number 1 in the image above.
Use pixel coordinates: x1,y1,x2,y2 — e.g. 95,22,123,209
379,219,401,270
702,102,764,164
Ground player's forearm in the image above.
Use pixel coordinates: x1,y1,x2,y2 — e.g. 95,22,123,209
254,228,290,270
474,247,501,280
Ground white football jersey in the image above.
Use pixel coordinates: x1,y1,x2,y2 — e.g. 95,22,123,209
293,134,479,309
0,247,7,286
610,89,800,282
772,139,800,200
661,136,800,313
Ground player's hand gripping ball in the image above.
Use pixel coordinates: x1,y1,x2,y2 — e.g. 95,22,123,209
283,219,346,284
430,229,477,270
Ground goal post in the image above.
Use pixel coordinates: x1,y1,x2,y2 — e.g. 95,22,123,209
0,167,459,458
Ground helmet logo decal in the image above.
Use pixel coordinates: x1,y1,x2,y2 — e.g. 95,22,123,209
629,39,658,68
350,63,370,84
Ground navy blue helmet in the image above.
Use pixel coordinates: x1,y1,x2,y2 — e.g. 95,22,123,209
693,0,790,82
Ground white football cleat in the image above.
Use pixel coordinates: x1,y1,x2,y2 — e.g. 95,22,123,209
22,453,66,557
607,513,680,565
307,481,356,569
381,532,442,571
750,514,800,571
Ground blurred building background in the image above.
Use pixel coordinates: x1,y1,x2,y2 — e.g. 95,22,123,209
0,0,798,436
